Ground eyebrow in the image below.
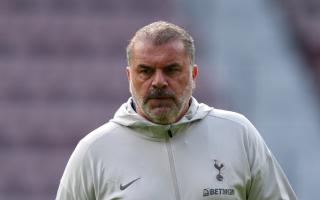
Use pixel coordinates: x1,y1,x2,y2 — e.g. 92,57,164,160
136,63,181,69
137,64,153,69
165,63,181,68
165,63,181,69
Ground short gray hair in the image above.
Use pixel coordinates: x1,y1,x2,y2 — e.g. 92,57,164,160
126,21,195,66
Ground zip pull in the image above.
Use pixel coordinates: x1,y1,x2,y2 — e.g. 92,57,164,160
168,130,173,138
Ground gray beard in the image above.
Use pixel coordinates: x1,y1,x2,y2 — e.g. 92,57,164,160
129,80,193,124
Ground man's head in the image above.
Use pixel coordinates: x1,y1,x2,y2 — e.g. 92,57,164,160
127,21,195,66
126,21,198,125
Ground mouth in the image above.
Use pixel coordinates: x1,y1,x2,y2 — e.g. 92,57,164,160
145,96,175,107
144,89,176,104
147,96,174,102
149,96,172,100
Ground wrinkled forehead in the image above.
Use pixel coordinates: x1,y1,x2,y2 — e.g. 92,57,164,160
130,39,189,68
131,39,187,62
135,38,184,52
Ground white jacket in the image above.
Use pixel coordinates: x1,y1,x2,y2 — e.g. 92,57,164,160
56,97,297,200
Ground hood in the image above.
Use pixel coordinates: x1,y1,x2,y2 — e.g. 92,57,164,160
110,97,212,139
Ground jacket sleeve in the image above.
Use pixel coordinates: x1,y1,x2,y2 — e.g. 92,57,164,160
56,140,95,200
244,119,297,200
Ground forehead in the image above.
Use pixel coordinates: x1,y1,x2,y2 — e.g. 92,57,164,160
131,39,188,66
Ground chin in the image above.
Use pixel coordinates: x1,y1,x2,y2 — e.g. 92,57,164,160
148,110,177,124
150,117,174,125
152,106,171,114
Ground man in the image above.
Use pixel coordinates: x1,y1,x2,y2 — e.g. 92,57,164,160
56,21,297,199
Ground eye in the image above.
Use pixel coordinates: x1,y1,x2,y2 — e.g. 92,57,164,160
139,68,153,74
167,67,178,72
165,65,180,74
137,65,154,78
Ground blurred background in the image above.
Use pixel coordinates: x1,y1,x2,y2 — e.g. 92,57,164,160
0,0,319,199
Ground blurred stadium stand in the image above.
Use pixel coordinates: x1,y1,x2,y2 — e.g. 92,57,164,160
0,0,319,199
280,0,320,96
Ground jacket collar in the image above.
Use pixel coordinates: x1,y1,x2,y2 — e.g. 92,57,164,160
110,97,212,139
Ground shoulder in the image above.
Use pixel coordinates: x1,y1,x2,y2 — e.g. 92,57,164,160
81,121,121,142
206,108,253,130
63,121,127,169
75,121,124,153
81,120,125,145
57,123,124,199
205,108,262,145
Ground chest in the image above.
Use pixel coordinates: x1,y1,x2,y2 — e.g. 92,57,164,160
96,125,250,200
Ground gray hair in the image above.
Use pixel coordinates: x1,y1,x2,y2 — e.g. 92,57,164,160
126,21,195,66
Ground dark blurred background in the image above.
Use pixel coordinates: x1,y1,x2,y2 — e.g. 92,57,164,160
0,0,319,199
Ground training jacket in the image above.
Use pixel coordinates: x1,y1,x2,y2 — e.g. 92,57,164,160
56,97,297,200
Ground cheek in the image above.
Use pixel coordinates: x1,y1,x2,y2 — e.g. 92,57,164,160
170,76,191,93
132,79,151,95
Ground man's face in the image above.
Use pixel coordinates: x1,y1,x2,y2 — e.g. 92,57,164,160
127,39,198,124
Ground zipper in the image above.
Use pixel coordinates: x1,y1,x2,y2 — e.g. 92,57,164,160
166,129,181,200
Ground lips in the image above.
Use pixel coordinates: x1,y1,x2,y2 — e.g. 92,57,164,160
149,96,172,100
144,89,175,103
147,97,173,104
146,97,175,108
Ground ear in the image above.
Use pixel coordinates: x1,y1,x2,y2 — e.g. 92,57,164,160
192,65,198,80
192,65,198,89
126,66,131,81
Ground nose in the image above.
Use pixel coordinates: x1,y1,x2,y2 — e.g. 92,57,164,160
152,70,168,89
